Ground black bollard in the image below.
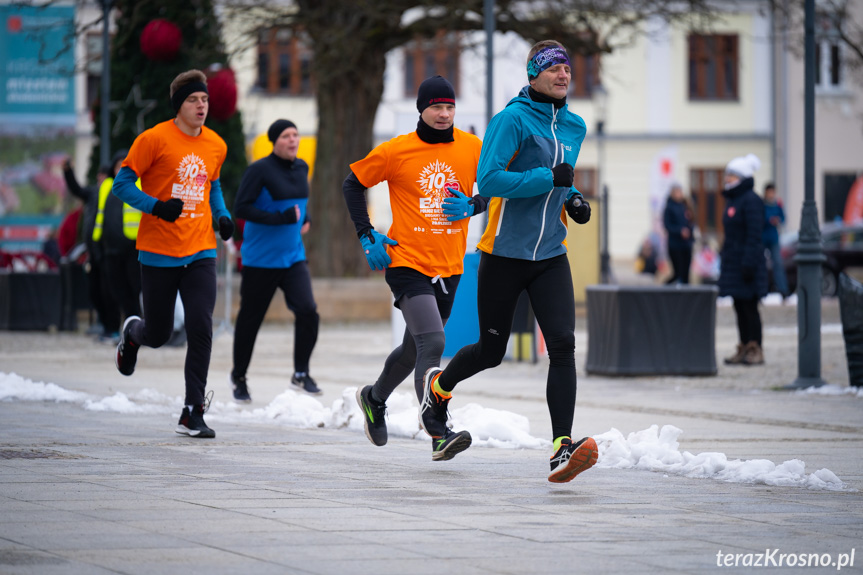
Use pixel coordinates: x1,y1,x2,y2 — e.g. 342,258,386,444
838,273,863,387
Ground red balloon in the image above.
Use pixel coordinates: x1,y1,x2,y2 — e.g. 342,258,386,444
140,19,182,62
207,68,238,121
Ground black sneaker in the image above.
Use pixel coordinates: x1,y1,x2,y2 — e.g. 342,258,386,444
230,373,251,403
356,385,387,446
115,316,141,376
176,404,215,438
291,372,322,395
548,437,598,483
419,367,449,437
432,428,472,461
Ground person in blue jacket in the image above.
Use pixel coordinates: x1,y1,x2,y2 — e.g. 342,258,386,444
762,182,789,297
421,40,598,484
663,182,695,284
229,119,320,402
718,153,768,366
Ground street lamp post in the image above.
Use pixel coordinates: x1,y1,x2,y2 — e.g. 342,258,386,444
788,0,826,389
99,0,112,167
594,85,611,284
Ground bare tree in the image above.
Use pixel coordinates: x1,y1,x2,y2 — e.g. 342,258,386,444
768,0,863,87
210,1,721,276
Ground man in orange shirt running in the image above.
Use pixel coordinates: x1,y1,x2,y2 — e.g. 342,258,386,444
345,75,487,461
112,69,234,439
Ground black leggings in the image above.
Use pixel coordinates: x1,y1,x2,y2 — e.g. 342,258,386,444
129,258,217,405
232,262,319,378
733,297,762,346
666,247,692,284
439,252,577,441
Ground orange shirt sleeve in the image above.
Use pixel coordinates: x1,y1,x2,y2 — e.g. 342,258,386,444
350,140,391,189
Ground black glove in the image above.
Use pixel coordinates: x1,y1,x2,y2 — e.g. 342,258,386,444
742,266,755,283
566,196,591,224
551,163,574,188
152,198,184,222
279,205,300,224
218,216,234,241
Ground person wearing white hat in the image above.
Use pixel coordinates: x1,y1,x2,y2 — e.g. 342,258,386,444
718,153,768,365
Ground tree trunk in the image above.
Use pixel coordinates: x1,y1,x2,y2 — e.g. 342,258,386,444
299,2,396,277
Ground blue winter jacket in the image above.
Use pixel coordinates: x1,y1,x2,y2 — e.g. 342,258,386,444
476,87,587,261
718,177,768,299
762,201,785,246
663,198,694,251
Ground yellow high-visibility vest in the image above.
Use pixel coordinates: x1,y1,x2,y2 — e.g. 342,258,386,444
93,177,142,242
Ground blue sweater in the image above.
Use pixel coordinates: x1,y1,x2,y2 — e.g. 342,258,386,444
235,153,310,268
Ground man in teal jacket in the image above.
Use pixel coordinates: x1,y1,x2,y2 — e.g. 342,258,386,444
421,40,598,483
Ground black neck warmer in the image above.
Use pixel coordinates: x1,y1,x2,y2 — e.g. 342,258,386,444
416,119,454,144
528,87,567,109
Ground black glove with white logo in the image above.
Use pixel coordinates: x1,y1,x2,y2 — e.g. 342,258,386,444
566,195,591,224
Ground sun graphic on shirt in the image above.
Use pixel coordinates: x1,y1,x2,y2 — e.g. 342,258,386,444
176,154,208,189
417,159,459,201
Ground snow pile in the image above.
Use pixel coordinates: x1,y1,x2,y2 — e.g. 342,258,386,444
0,372,89,403
595,424,847,491
0,372,850,491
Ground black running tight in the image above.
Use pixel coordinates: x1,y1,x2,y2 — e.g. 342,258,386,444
129,258,217,406
232,262,319,378
438,252,577,440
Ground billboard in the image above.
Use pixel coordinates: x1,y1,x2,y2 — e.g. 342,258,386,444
0,4,76,128
0,4,76,248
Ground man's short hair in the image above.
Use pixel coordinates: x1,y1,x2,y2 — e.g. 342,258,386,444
527,40,566,65
170,69,207,99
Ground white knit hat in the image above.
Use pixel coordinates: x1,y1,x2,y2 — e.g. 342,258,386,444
725,153,761,179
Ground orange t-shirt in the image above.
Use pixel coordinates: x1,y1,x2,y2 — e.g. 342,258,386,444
350,128,482,278
122,120,227,258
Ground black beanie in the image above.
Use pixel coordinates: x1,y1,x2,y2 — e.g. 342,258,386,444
416,75,455,113
267,119,297,143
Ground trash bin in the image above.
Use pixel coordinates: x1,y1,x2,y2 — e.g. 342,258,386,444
838,273,863,387
0,271,62,331
586,284,718,376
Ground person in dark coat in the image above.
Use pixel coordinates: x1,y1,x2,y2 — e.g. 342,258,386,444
718,153,768,365
663,182,694,284
62,159,114,336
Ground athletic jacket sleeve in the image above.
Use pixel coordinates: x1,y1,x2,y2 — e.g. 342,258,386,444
209,179,230,221
342,170,373,237
112,166,157,213
469,194,489,216
477,111,556,200
233,163,283,225
63,167,90,202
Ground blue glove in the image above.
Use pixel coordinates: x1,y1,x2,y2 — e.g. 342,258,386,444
360,229,398,271
442,188,474,222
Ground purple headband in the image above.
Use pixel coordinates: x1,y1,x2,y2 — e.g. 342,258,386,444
527,46,571,81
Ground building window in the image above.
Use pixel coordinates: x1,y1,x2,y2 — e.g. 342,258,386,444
403,31,460,97
816,14,844,91
567,53,600,99
574,168,596,198
256,28,313,96
690,168,725,239
688,34,738,101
